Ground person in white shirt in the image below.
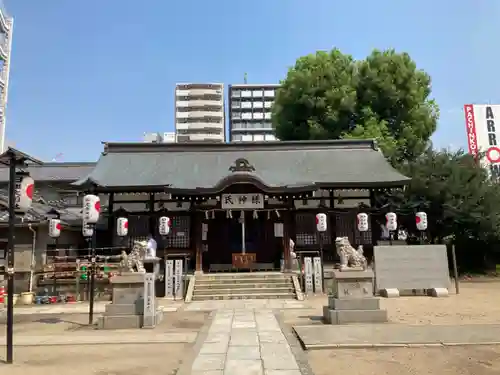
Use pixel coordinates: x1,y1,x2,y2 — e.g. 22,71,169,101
146,234,157,259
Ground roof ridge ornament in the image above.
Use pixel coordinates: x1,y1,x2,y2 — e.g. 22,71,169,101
229,158,255,173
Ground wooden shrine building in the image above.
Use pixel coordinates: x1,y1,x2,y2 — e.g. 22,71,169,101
73,139,409,273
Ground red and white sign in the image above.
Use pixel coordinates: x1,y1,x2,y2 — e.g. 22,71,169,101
385,212,397,231
356,212,369,232
14,174,34,214
116,217,128,237
83,194,100,224
49,218,61,238
464,104,500,165
416,211,428,231
315,213,327,232
159,216,171,236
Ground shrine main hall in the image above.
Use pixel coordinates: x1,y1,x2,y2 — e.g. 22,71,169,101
73,139,409,273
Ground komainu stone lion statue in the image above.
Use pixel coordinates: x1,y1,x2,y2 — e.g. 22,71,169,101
120,240,147,273
335,236,368,271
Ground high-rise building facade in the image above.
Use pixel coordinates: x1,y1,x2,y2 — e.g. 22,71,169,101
0,6,13,152
143,132,177,143
175,83,225,143
228,84,279,142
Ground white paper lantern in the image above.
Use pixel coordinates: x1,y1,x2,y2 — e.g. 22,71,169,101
49,218,61,238
385,212,398,231
116,217,128,237
83,194,100,224
82,222,93,237
416,211,428,231
316,213,327,232
159,216,171,236
356,212,369,232
14,174,34,214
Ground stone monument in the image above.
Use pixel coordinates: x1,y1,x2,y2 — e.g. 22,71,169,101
97,240,163,329
323,237,388,325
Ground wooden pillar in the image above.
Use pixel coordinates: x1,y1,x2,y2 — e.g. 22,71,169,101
369,189,378,246
148,193,155,236
194,212,203,273
282,199,293,272
107,192,114,246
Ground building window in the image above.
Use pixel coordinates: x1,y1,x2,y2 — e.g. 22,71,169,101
164,215,190,248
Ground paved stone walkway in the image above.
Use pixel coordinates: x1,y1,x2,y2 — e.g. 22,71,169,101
191,309,302,375
184,300,307,312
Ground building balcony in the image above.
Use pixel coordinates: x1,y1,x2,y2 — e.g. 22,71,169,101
0,9,11,34
176,88,223,97
176,111,224,119
178,133,224,142
176,122,224,131
176,100,223,108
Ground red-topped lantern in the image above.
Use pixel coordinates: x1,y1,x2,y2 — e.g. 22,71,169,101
316,213,327,232
83,194,100,224
385,212,397,231
356,212,369,232
116,217,128,237
14,173,34,214
49,218,61,238
159,216,171,236
416,211,428,231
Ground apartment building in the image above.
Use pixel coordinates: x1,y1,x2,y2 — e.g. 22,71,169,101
228,84,279,142
175,83,225,143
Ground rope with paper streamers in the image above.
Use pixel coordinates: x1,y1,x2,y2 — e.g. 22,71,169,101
203,208,286,220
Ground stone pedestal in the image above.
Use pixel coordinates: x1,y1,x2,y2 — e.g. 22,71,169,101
323,270,388,325
97,272,163,330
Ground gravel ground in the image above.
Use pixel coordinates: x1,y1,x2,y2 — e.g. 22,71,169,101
308,346,500,375
0,344,186,375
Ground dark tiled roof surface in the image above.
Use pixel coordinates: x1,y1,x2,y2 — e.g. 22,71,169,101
0,190,83,224
74,140,409,190
0,162,95,182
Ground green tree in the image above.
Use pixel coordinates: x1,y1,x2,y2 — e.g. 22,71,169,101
386,149,500,272
273,48,439,164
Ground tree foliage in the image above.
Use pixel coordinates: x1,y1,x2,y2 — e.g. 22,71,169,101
273,48,439,164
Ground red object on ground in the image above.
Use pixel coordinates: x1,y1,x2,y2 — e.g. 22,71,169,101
66,295,76,303
49,296,58,304
0,286,4,304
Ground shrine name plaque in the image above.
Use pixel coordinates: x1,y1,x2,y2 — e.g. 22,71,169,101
232,253,256,269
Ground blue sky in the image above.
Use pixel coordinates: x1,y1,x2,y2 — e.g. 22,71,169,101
4,0,500,161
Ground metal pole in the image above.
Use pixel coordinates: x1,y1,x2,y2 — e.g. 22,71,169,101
53,237,58,296
451,244,460,294
241,212,246,254
88,227,97,325
6,155,16,364
318,233,325,293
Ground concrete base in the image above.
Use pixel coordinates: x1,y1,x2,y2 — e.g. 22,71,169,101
380,288,400,298
429,287,449,297
323,306,388,325
98,308,163,330
328,296,380,310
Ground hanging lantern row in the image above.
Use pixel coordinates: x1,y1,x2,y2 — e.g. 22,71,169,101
352,212,428,232
115,216,171,237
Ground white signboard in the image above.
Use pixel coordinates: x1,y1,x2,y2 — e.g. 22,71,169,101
274,223,284,238
313,256,322,293
304,257,314,294
221,193,264,209
464,104,500,177
174,259,184,300
143,273,156,328
165,260,174,298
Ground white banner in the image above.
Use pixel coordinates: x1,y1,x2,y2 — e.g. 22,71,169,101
313,256,322,293
304,257,314,294
174,259,184,300
143,273,156,328
221,193,264,209
165,260,174,298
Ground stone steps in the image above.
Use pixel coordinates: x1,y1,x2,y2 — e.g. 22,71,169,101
194,282,293,290
191,272,298,301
